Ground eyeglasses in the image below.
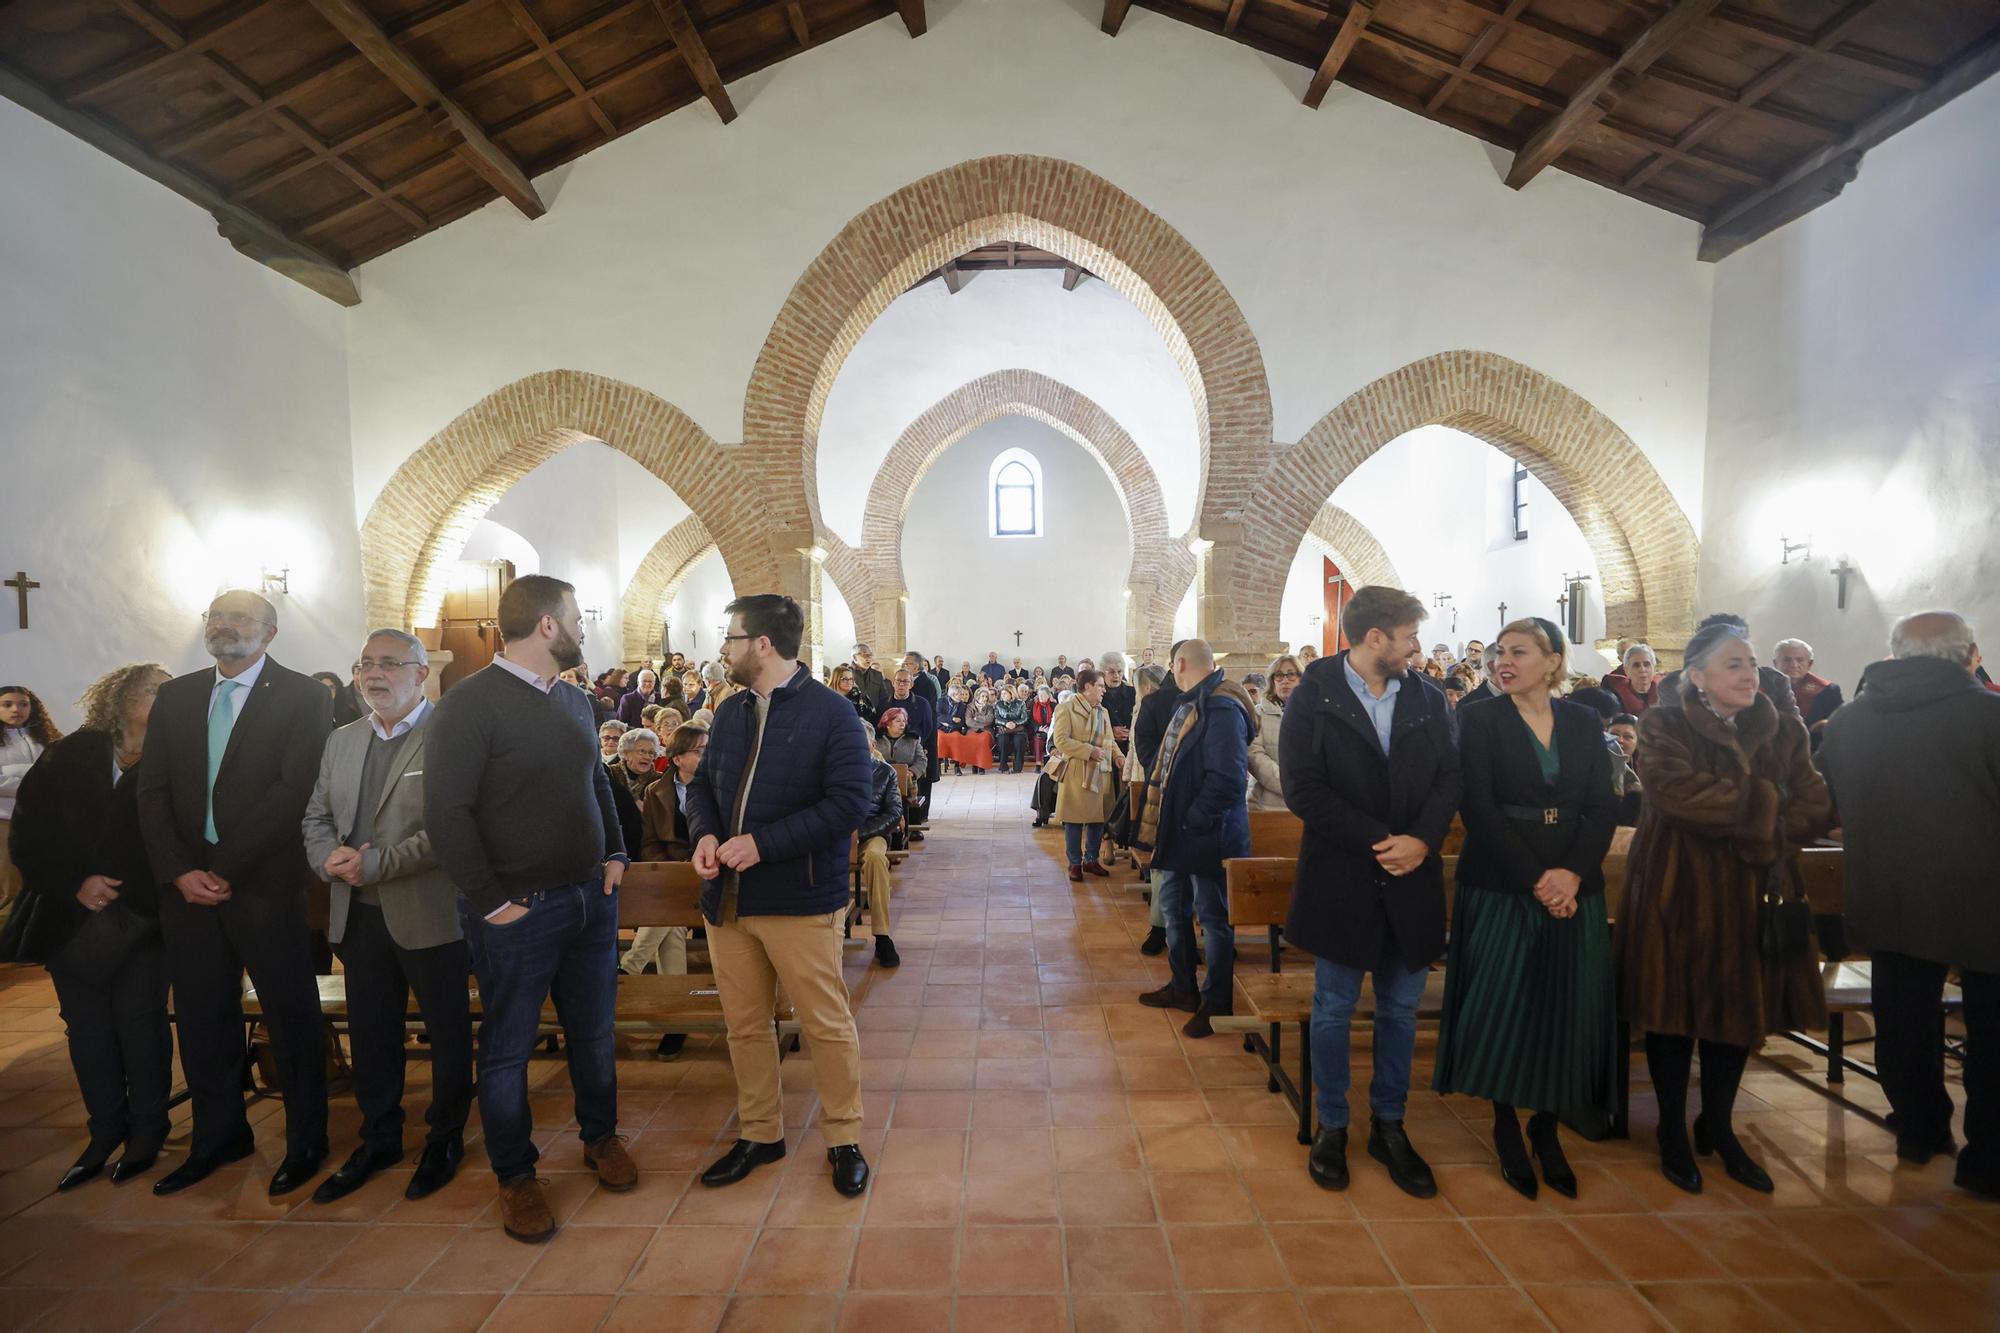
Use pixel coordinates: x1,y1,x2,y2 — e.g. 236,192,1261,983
204,611,272,629
719,634,757,644
354,658,420,673
1271,670,1301,681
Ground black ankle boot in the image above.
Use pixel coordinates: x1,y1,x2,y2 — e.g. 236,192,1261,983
1492,1109,1537,1200
1139,926,1166,957
1527,1111,1577,1198
1694,1115,1773,1193
1656,1121,1702,1194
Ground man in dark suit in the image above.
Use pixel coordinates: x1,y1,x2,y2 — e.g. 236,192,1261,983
1279,586,1460,1200
137,589,332,1197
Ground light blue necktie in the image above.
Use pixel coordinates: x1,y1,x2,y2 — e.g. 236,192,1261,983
205,678,240,844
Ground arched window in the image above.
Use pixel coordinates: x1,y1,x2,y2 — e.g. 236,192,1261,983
988,447,1043,539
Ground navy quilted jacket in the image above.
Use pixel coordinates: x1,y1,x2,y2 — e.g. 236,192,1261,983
686,665,873,922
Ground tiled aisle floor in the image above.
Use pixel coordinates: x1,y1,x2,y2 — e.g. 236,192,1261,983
0,772,1995,1331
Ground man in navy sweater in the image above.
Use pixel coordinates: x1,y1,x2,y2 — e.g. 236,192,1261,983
689,594,874,1196
425,575,636,1243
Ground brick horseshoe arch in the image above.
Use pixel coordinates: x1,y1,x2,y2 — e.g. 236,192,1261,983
740,155,1272,542
1305,503,1402,593
360,371,766,634
847,370,1194,655
1247,351,1698,649
619,513,716,665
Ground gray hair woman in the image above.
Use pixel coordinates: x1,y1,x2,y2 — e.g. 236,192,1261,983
598,718,629,762
1248,654,1301,812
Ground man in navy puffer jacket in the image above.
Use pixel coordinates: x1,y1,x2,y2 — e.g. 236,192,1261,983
688,595,873,1197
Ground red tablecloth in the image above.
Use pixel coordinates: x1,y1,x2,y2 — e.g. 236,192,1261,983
936,731,993,769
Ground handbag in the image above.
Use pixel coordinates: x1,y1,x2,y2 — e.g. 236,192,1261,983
1758,857,1814,965
1041,751,1070,784
50,903,152,988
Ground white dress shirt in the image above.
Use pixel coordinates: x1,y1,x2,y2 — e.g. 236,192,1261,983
490,654,556,693
369,695,431,740
208,652,268,723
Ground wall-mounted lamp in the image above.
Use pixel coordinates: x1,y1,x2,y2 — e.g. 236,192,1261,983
808,545,828,563
583,606,603,622
261,566,290,598
1780,534,1812,565
1187,537,1215,556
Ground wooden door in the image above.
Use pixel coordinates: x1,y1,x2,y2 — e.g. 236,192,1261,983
439,560,512,693
1322,557,1352,657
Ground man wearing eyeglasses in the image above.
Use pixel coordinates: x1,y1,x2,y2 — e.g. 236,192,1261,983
137,588,332,1198
300,630,472,1206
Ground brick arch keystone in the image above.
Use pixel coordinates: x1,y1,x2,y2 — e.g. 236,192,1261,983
1304,504,1402,593
850,369,1194,654
619,513,716,665
740,154,1272,540
360,371,767,633
1245,351,1698,649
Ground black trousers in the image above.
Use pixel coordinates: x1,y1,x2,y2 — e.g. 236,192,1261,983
1873,950,2000,1175
159,882,327,1157
51,938,172,1154
336,902,474,1153
995,730,1028,771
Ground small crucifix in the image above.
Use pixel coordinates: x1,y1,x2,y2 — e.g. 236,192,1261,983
1555,590,1569,624
1013,629,1024,647
4,571,38,629
1497,600,1508,625
1831,559,1857,611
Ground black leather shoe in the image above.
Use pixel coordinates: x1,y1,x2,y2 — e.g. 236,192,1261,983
1137,984,1199,1013
828,1144,869,1197
1527,1112,1577,1199
1897,1128,1958,1165
153,1133,256,1196
269,1145,329,1198
1182,1003,1231,1039
1308,1126,1348,1191
701,1138,787,1188
1493,1120,1538,1201
406,1139,464,1201
655,1032,688,1060
874,936,901,968
1694,1116,1773,1194
312,1144,403,1205
58,1142,118,1193
1367,1118,1437,1199
1656,1126,1703,1195
109,1146,160,1184
1140,926,1167,957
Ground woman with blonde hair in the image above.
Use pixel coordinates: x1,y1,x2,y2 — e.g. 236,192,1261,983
1247,654,1301,812
1049,670,1124,881
1434,620,1617,1200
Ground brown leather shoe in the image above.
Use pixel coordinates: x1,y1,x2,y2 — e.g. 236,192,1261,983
1081,861,1110,877
498,1176,556,1243
1066,864,1083,882
583,1134,639,1193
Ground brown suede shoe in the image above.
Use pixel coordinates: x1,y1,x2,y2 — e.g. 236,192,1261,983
1081,862,1110,877
498,1176,556,1243
583,1134,639,1193
1066,864,1083,882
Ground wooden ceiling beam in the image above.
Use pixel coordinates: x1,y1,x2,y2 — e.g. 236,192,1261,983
0,59,357,304
1710,6,1931,90
787,2,813,46
228,104,426,203
1304,1,1376,109
65,0,280,103
1700,23,2000,260
651,0,738,124
939,260,965,294
496,0,619,137
1624,0,1879,192
1103,0,1134,36
1062,263,1086,291
306,0,546,219
1222,0,1248,36
1505,0,1724,190
1424,0,1527,113
896,0,928,38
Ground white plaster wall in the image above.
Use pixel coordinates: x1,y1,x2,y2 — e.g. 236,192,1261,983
817,271,1200,541
662,549,736,665
1701,76,2000,689
0,99,360,729
343,0,1711,533
902,416,1130,663
458,518,541,575
1277,428,1605,660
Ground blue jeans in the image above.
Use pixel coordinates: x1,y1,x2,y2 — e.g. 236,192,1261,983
1311,956,1428,1129
1157,870,1232,1007
1063,822,1103,866
461,880,619,1182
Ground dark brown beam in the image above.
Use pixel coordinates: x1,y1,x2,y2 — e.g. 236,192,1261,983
228,104,426,203
896,0,927,38
939,260,964,294
1222,0,1248,35
1062,263,1085,291
1505,0,1723,190
787,2,812,46
652,0,738,124
1103,0,1134,36
0,60,357,304
306,0,547,219
1710,6,1931,90
1304,1,1375,109
496,0,618,137
1425,0,1527,113
66,0,280,103
1700,24,2000,260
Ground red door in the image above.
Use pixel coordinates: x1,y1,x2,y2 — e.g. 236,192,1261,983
1322,557,1351,656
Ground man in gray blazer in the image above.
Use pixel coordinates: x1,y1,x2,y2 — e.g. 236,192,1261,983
302,628,472,1204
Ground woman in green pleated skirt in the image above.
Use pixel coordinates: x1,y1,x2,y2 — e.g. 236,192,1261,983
1434,618,1619,1200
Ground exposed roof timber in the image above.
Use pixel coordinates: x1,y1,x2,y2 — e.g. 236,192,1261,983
64,0,281,102
651,0,738,124
306,0,546,219
1104,0,1135,36
897,0,927,38
1710,5,1932,89
1223,0,1248,35
1700,22,2000,259
1507,0,1726,190
495,0,619,137
787,2,813,46
1424,0,1529,113
1304,1,1376,109
0,58,357,305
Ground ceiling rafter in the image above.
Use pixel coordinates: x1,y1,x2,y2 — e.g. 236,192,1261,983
896,0,927,38
1304,1,1376,108
650,0,737,123
1423,0,1528,113
495,0,619,138
1710,5,1932,90
64,0,280,102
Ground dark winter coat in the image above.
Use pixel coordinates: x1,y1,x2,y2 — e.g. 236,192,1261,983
1454,697,1617,897
1279,653,1461,972
1819,656,2000,973
1617,684,1832,1048
856,759,904,845
1132,675,1184,773
1150,670,1255,880
4,730,157,964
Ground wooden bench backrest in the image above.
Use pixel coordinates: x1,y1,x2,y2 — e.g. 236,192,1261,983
1247,811,1303,859
619,861,708,928
1796,846,1845,915
892,763,915,800
1224,852,1637,933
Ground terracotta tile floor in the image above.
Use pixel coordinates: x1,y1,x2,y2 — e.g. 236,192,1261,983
0,773,1994,1330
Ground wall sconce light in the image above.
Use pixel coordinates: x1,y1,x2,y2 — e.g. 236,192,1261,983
1780,534,1812,565
261,566,290,598
808,545,828,563
583,606,603,622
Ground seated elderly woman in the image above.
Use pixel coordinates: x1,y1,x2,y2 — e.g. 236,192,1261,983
875,708,930,835
606,727,663,859
1608,643,1662,714
598,718,629,763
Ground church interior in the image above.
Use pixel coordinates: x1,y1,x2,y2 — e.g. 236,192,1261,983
2,0,1999,1327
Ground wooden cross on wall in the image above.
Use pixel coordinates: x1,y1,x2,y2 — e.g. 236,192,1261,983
1013,630,1024,647
5,571,38,629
